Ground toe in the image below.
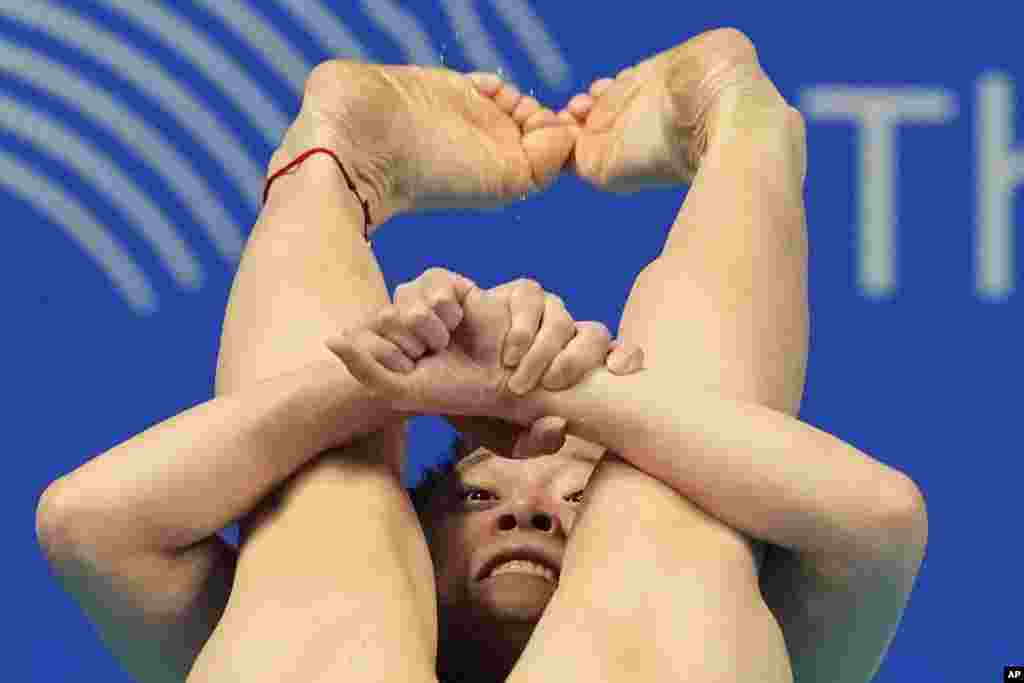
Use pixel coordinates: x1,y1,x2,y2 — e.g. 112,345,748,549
493,82,523,114
467,71,502,97
522,122,576,189
512,95,543,126
616,66,638,81
567,93,594,118
523,108,559,133
557,109,578,124
589,78,615,98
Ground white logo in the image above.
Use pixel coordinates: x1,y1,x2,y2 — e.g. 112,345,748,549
0,0,571,314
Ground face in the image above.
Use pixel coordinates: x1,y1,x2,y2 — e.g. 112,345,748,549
422,434,605,633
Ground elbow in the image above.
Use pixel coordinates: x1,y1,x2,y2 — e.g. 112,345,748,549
876,471,929,563
35,477,80,565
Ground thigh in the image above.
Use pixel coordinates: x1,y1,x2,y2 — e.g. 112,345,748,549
507,455,792,683
188,441,439,683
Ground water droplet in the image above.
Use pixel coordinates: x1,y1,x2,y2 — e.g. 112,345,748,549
529,89,535,98
520,193,528,201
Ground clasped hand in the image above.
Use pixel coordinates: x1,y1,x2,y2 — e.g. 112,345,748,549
326,268,644,458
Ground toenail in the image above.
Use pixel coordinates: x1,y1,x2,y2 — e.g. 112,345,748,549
469,72,501,92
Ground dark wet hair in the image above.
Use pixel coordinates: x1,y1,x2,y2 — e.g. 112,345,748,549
408,434,466,519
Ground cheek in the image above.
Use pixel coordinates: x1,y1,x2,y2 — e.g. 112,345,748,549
431,523,476,592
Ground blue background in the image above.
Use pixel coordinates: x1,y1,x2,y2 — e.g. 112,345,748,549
5,1,1019,681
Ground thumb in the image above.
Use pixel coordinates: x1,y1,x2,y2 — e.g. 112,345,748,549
513,416,568,458
606,340,645,375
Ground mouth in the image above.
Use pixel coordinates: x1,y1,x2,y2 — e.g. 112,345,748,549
476,551,561,585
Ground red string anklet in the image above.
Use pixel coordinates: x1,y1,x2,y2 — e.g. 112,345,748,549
263,147,373,242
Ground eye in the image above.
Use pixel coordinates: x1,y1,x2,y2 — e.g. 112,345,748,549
566,490,585,504
462,488,495,503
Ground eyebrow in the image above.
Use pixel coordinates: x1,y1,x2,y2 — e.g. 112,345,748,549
454,449,598,474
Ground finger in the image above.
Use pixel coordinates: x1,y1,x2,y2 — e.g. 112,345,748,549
511,417,565,459
424,281,464,331
397,268,476,330
522,416,568,457
589,78,615,98
421,267,477,329
512,95,543,127
557,109,579,124
507,294,576,395
541,321,612,390
493,82,523,115
606,339,646,374
325,330,413,394
503,279,545,367
567,93,595,119
522,108,561,133
402,302,451,352
467,71,503,97
374,305,427,359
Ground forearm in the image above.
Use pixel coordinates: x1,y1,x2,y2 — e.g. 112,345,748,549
510,368,925,560
45,358,398,555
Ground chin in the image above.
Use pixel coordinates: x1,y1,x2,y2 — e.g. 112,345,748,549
469,573,557,623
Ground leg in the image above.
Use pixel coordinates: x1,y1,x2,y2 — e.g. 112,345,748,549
190,58,575,682
511,30,805,681
189,153,438,682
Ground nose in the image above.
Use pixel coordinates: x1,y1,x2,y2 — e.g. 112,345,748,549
496,506,563,535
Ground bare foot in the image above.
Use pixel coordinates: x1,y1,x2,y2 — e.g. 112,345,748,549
273,62,576,227
560,28,793,192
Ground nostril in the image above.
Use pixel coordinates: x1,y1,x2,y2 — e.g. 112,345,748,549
532,514,552,532
498,514,516,531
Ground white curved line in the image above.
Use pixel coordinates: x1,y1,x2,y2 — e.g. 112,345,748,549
488,0,571,89
358,0,441,66
0,149,158,314
439,0,515,81
94,0,289,145
2,1,265,212
0,93,205,290
274,0,369,60
190,0,311,95
0,39,245,263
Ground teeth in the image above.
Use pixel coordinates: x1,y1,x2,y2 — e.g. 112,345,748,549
488,559,556,583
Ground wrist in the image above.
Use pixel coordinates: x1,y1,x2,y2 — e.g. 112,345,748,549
493,382,558,428
297,358,406,451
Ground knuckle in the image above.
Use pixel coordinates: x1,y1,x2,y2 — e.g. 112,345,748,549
376,305,399,326
507,326,532,346
428,289,455,309
383,349,408,370
580,321,612,342
554,317,577,338
516,278,542,293
406,303,432,324
424,266,451,279
546,293,566,308
585,321,606,344
553,355,580,376
531,330,564,354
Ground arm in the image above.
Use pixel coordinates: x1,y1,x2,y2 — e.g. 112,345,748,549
35,358,396,683
509,367,928,683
